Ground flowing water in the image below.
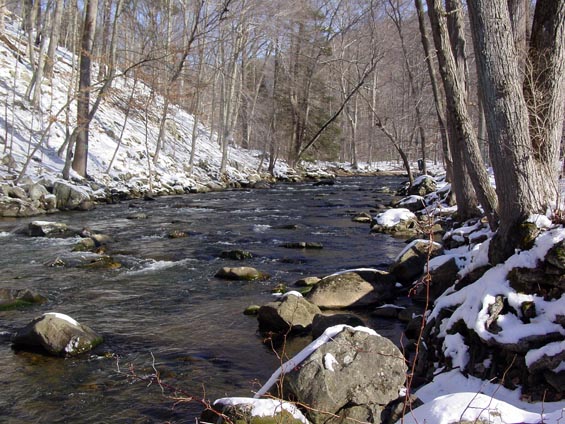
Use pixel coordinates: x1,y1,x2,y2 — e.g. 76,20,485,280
0,175,408,423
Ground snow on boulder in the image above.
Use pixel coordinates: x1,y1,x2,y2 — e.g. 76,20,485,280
371,208,418,235
11,312,103,356
408,175,437,196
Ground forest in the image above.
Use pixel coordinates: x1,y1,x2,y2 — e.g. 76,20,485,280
1,0,563,260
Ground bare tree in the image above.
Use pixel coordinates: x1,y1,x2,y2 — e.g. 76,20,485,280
468,0,565,263
425,0,498,226
69,0,99,178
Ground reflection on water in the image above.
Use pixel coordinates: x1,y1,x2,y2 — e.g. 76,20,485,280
0,176,407,423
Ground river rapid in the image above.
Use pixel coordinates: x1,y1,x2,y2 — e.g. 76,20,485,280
0,175,408,423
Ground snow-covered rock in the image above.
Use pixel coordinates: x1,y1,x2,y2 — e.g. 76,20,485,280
11,312,103,356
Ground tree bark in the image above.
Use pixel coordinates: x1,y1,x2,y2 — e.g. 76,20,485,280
468,0,565,262
71,0,99,177
415,0,452,181
426,0,498,227
43,0,64,80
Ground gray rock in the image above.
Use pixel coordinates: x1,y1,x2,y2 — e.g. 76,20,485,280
395,195,426,212
390,239,444,284
53,181,93,211
126,212,148,220
26,183,50,201
412,257,461,304
352,212,372,223
306,272,380,309
28,220,69,237
408,175,436,196
370,209,419,235
0,196,45,217
294,276,321,287
258,294,321,333
283,328,407,424
215,266,268,281
7,186,27,199
46,252,121,269
12,312,103,356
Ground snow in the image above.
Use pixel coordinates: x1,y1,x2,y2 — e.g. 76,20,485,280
213,397,309,424
399,392,564,424
403,370,565,424
44,312,79,327
525,340,565,369
429,227,565,347
323,353,338,372
277,290,303,299
374,208,416,228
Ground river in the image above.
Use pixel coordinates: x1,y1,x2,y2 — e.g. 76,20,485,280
0,175,408,423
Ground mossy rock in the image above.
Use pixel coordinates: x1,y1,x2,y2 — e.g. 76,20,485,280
243,305,260,316
201,404,304,424
80,256,122,270
0,288,46,311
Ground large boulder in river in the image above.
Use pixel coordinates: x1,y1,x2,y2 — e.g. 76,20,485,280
306,270,394,309
258,293,321,334
390,239,444,284
282,327,407,424
11,312,103,356
53,181,95,211
215,266,268,281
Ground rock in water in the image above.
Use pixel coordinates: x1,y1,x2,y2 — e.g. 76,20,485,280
258,294,321,333
306,272,378,309
0,288,46,310
283,327,407,424
215,266,268,281
11,312,103,356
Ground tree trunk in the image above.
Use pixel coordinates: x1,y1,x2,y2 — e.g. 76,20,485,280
526,0,565,190
43,0,64,80
426,0,499,227
0,0,6,34
415,0,452,181
468,0,565,263
71,0,99,178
